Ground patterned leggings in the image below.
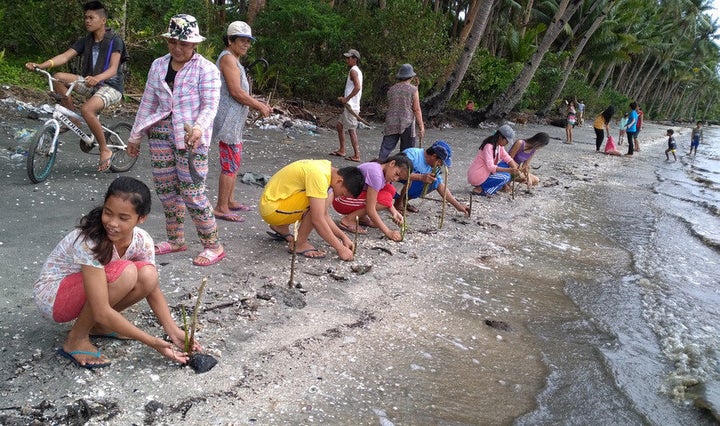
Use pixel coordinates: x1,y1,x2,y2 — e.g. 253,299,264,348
148,120,219,249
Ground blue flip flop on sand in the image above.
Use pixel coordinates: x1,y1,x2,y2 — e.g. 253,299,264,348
89,331,131,340
56,347,111,369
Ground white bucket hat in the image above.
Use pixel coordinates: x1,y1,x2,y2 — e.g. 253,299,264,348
227,21,255,41
162,14,206,43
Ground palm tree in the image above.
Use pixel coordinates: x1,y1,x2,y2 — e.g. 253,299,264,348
483,0,584,119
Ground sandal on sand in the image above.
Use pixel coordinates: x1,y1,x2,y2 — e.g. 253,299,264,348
329,151,346,157
267,230,293,242
229,203,252,212
89,331,132,341
57,348,111,369
338,221,367,234
98,156,112,172
193,248,226,266
215,212,245,222
287,247,327,258
345,156,361,162
155,241,188,255
359,218,377,228
405,203,419,213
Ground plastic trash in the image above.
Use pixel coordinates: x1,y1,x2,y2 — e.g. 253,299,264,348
13,128,35,141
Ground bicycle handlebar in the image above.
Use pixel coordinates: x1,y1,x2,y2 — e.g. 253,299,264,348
33,67,85,95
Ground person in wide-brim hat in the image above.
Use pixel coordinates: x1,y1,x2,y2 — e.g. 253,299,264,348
126,13,226,267
377,63,425,162
161,14,206,43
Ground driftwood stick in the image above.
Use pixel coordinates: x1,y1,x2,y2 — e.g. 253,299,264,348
288,220,300,288
344,103,371,126
353,216,359,256
439,165,449,229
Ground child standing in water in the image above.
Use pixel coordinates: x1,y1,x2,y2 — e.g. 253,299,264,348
665,129,677,162
690,121,703,156
34,177,199,369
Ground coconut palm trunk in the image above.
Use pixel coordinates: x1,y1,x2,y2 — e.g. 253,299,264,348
483,0,584,120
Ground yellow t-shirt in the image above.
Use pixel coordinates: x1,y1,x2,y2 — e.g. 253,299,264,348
593,114,606,130
263,159,332,200
259,160,332,223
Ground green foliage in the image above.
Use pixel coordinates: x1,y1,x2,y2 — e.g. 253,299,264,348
1,0,718,121
253,0,347,101
345,0,451,107
456,49,521,110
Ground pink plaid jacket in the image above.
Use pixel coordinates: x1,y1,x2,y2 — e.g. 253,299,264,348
129,52,220,150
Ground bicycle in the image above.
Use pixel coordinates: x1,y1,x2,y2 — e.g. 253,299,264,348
26,67,137,183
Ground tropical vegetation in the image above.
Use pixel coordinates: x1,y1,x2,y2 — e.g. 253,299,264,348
1,0,719,122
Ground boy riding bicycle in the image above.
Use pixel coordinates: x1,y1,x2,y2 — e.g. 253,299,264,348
24,1,126,172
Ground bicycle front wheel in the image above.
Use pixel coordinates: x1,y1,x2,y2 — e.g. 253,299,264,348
108,122,138,173
27,125,58,183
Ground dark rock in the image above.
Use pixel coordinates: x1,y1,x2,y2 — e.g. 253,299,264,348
485,319,512,331
188,353,218,373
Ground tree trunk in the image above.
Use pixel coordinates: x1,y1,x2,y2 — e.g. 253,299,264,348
597,63,614,93
519,0,534,38
538,0,614,116
422,0,493,117
247,0,267,25
613,62,629,92
483,0,583,119
623,53,650,96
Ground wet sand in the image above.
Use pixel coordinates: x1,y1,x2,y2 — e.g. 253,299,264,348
0,105,682,423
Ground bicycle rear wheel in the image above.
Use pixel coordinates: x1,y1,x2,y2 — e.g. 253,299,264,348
27,125,58,183
108,122,138,173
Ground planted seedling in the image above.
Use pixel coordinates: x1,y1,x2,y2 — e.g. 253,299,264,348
182,277,217,373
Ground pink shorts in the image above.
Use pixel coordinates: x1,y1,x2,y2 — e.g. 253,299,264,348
52,260,153,323
332,183,396,214
219,141,243,176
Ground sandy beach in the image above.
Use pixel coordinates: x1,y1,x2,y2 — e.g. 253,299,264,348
2,97,711,424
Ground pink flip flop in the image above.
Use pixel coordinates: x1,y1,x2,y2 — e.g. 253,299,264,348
215,212,245,222
193,249,226,266
229,204,252,212
154,241,188,255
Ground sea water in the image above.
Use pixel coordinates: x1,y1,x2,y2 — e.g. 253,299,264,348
512,128,720,424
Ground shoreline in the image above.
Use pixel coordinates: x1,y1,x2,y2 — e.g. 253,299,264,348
0,102,705,423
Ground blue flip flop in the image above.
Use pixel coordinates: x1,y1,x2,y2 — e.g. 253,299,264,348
57,347,112,369
89,331,131,341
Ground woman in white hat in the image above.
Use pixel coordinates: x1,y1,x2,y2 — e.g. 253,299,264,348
127,14,225,266
377,63,425,161
211,21,272,223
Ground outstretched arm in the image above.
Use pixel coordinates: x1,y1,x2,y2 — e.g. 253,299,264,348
436,184,469,216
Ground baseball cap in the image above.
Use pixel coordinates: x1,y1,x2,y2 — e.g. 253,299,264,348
431,140,453,167
497,124,515,145
227,21,255,41
343,49,360,59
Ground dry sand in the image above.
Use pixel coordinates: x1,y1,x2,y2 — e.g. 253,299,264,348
0,99,682,424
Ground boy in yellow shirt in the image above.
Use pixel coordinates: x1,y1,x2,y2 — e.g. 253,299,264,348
260,160,365,260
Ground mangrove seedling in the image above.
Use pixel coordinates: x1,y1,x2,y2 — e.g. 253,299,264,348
182,277,217,373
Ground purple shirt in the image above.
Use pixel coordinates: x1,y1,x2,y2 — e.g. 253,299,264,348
358,162,386,191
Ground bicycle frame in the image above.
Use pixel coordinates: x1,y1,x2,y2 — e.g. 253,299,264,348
27,67,137,183
34,68,128,151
